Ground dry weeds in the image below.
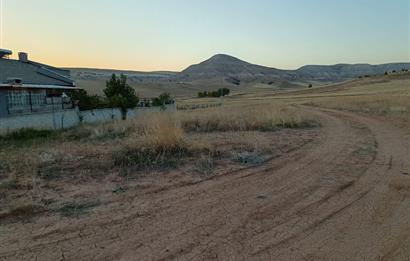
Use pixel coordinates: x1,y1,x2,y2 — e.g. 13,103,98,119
0,104,318,222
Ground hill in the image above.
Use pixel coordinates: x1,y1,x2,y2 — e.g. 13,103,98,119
177,54,409,83
178,54,291,80
295,63,410,81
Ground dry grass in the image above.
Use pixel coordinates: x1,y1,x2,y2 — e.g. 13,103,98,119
305,94,410,119
0,104,316,185
0,103,317,221
179,104,316,132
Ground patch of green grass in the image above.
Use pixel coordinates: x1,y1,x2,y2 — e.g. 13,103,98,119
57,201,100,218
112,186,127,194
0,128,55,141
354,141,377,156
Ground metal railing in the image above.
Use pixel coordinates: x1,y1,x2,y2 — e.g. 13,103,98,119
7,96,74,115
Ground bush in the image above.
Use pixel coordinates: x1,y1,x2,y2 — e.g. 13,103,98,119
151,92,173,107
197,88,230,98
69,89,109,111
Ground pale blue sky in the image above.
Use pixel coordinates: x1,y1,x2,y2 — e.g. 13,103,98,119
1,0,409,71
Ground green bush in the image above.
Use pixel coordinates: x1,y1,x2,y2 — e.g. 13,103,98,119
197,88,230,98
69,89,109,111
151,92,173,107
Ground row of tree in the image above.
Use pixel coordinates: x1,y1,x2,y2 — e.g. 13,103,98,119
70,74,172,120
197,88,230,98
385,68,409,75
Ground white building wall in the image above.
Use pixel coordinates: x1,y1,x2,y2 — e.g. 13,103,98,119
0,104,177,134
0,109,79,134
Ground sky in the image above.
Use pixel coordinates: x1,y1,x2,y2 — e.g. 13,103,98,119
0,0,409,71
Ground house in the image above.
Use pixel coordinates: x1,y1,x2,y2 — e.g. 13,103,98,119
0,49,78,118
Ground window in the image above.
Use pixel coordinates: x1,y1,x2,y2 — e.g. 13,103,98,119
7,90,30,108
30,91,46,106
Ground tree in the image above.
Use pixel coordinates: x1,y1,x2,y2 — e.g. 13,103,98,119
384,71,388,76
152,92,173,107
218,88,230,96
197,88,230,98
104,74,139,120
308,83,313,88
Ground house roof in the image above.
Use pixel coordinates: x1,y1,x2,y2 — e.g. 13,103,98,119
0,58,76,88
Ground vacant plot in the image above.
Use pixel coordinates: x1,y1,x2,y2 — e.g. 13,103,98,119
0,104,317,225
0,76,409,261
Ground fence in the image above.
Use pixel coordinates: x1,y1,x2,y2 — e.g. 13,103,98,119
0,103,176,134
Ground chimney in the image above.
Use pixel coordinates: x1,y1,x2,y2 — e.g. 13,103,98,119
18,52,28,62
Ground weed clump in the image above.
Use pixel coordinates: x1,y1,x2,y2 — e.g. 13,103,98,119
58,201,99,218
113,143,191,170
194,154,215,177
113,113,192,171
235,151,265,166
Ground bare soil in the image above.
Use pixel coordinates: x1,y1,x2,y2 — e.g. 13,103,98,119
0,107,409,261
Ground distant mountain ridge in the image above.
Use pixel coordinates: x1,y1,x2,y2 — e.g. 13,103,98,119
177,54,410,82
67,54,410,83
295,63,410,81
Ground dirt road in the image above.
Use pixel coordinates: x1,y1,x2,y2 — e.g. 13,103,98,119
1,107,409,261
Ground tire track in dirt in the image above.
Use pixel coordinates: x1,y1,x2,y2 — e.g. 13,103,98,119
0,107,409,261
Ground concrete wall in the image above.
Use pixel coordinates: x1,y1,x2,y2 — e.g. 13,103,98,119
0,109,79,134
0,90,8,118
0,104,177,134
